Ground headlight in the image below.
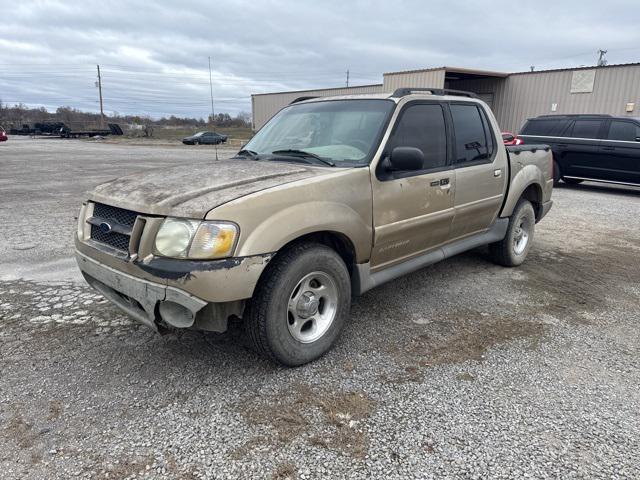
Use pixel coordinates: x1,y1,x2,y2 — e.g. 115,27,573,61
153,218,238,259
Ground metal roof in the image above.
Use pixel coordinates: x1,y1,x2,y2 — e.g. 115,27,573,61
383,65,509,78
251,83,383,97
509,62,640,75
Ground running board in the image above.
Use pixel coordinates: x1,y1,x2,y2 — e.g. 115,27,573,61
353,218,509,295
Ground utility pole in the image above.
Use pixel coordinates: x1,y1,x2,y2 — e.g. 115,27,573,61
208,56,215,126
96,65,105,127
597,49,608,67
346,69,350,87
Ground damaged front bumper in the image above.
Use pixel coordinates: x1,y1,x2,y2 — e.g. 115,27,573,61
77,251,206,330
75,239,273,332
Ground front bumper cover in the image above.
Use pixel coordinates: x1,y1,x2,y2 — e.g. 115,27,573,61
76,251,207,330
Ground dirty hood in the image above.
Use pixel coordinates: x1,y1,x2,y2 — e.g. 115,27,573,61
89,159,330,218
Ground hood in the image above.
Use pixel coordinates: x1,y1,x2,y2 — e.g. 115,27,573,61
89,159,331,218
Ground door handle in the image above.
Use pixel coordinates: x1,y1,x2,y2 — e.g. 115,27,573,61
602,146,615,151
494,169,502,178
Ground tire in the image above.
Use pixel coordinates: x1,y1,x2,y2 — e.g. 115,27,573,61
489,199,536,267
562,177,583,185
245,242,351,366
552,158,561,187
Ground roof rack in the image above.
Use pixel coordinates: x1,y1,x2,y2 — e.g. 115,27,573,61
536,114,612,118
391,87,478,99
289,96,318,104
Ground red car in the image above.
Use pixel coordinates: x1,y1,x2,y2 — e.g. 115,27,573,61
0,127,7,142
501,131,522,146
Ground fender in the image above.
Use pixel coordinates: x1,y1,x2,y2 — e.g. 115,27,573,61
207,167,374,262
500,163,545,218
236,201,371,262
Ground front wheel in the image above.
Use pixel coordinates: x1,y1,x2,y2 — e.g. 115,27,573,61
489,199,536,267
245,243,351,366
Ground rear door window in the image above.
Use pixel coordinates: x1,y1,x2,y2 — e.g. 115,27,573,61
569,120,602,139
387,103,448,171
450,104,491,164
520,118,569,137
607,121,640,141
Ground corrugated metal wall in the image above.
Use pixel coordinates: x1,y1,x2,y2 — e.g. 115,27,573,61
494,65,640,132
251,84,384,130
382,68,446,92
251,64,640,133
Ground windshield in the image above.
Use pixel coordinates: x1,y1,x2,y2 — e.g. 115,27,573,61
243,99,394,165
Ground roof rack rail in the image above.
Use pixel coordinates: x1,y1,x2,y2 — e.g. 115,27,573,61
536,113,612,118
391,87,478,99
290,96,318,104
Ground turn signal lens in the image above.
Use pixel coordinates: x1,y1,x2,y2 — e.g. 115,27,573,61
189,222,238,259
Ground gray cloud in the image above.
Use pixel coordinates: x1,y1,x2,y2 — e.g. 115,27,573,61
1,0,639,118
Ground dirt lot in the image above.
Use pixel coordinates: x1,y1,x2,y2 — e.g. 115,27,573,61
1,136,639,479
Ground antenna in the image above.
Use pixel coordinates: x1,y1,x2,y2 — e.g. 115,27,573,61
597,49,608,67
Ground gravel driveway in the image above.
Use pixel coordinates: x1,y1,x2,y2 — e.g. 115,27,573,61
1,137,639,479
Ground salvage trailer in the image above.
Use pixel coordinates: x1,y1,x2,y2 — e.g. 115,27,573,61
8,122,123,138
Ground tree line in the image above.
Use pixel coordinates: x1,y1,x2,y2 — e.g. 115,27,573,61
0,101,251,129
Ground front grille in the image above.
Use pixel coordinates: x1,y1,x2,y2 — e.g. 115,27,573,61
90,224,131,252
89,202,139,253
93,202,138,228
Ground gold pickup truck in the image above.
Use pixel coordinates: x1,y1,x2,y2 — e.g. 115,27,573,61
75,88,553,366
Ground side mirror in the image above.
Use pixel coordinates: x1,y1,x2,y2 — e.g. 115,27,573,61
389,147,424,171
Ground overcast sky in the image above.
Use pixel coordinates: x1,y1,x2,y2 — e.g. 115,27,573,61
1,0,639,119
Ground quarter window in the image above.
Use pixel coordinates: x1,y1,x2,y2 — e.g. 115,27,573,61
608,121,640,141
570,120,602,139
450,104,491,164
387,104,448,170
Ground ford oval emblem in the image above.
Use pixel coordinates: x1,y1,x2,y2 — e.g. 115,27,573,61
99,222,112,234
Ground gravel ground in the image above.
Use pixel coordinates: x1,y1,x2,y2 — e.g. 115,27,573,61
1,137,639,479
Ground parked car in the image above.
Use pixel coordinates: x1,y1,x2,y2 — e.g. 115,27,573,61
182,131,228,145
519,114,640,186
501,131,522,146
0,126,7,142
75,88,553,366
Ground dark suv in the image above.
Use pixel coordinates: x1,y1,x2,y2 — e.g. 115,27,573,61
519,114,640,186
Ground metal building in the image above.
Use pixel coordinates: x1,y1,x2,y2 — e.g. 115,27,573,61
251,63,640,132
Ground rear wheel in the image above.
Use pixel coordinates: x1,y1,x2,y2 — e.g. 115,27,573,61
245,242,351,366
489,199,536,267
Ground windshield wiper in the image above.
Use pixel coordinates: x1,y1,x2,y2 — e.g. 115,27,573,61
271,149,335,167
236,149,259,159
